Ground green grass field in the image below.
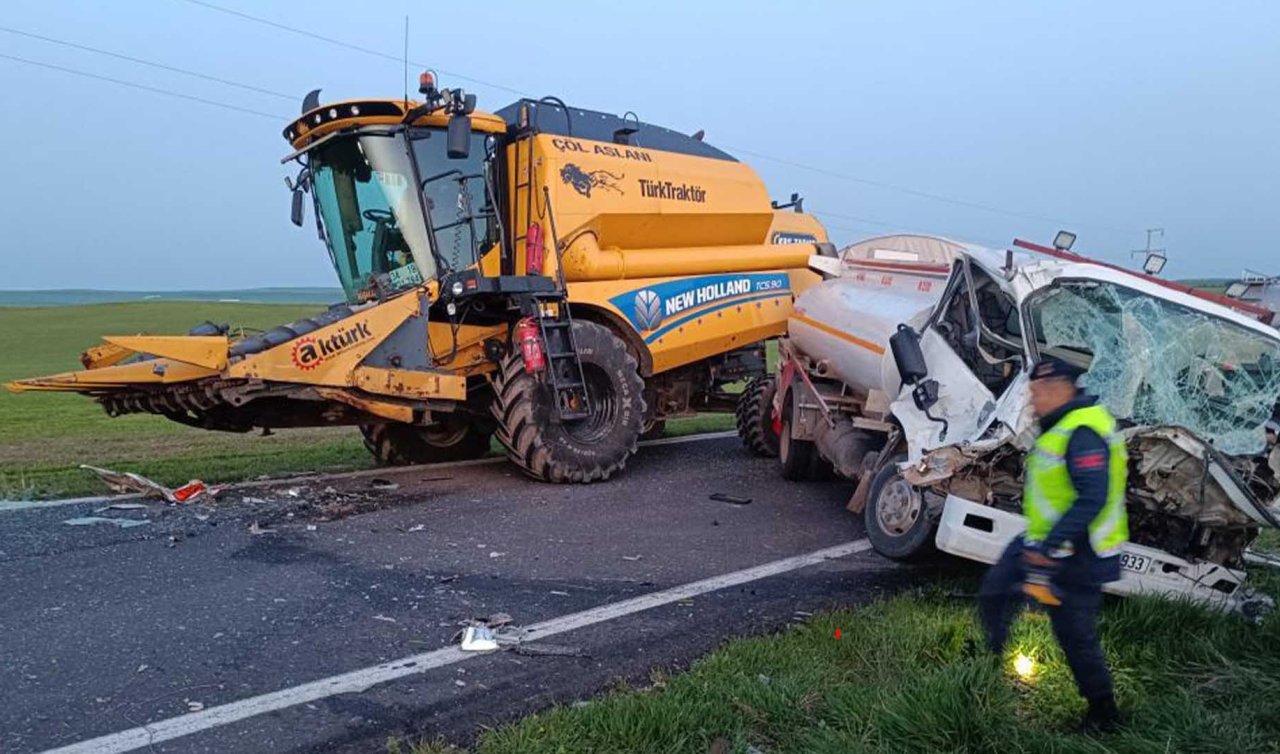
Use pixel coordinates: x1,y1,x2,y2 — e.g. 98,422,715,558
0,301,732,499
403,549,1280,754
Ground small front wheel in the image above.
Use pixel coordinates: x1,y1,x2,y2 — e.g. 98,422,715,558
360,419,492,466
864,455,936,560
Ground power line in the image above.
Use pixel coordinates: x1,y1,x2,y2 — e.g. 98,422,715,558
0,53,286,120
810,209,901,230
173,0,1133,237
176,0,532,98
0,25,296,100
733,145,1133,234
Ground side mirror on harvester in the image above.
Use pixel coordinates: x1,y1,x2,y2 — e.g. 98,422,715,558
447,115,472,159
290,188,305,227
890,324,929,385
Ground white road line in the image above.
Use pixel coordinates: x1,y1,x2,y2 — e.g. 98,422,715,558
0,430,740,513
40,537,872,754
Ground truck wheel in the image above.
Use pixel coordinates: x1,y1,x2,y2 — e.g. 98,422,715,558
360,419,493,465
865,455,936,560
736,376,780,457
491,321,645,483
778,388,824,481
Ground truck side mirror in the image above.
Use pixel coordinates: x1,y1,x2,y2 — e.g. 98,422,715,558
890,324,928,385
447,115,472,159
290,188,305,227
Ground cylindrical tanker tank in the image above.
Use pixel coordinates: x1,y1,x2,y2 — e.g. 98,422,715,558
787,234,971,398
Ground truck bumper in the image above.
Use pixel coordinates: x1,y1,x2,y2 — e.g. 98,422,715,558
934,495,1273,619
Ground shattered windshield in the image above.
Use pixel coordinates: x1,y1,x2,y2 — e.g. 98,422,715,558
1028,280,1280,455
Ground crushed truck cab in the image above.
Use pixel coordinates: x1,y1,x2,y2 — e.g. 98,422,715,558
744,234,1280,617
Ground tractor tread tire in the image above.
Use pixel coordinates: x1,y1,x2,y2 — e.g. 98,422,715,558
491,321,644,483
736,376,780,457
360,421,492,466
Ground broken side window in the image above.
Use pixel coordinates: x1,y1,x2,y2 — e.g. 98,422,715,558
1027,279,1280,455
932,262,1023,397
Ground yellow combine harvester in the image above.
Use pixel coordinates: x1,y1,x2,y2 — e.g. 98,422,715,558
11,75,830,482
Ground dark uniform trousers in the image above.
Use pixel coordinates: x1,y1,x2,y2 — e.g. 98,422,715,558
978,535,1113,701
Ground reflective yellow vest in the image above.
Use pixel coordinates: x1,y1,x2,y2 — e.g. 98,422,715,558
1023,404,1129,557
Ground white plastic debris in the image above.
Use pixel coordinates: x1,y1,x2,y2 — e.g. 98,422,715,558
459,626,499,652
79,465,220,503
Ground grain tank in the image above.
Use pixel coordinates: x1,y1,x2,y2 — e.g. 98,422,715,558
787,234,961,396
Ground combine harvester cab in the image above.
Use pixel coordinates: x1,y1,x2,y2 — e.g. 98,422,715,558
10,75,831,483
745,233,1280,617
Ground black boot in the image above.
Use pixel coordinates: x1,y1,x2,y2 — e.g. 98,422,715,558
1079,694,1120,734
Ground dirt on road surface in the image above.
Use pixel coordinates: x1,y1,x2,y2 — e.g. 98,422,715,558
0,434,930,753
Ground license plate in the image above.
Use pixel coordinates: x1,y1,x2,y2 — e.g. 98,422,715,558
1120,553,1150,574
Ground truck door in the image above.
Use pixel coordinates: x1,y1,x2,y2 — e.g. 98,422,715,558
891,259,1025,455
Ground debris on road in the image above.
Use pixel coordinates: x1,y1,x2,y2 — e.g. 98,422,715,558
248,521,275,535
92,503,148,512
370,478,400,491
79,465,220,503
460,626,499,652
485,612,513,627
709,493,752,505
372,614,397,624
511,642,585,658
622,555,643,561
185,700,205,713
62,516,150,529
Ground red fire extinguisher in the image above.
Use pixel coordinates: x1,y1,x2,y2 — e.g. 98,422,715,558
516,317,546,374
525,222,545,275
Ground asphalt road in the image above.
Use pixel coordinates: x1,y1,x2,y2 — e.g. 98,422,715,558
0,434,930,753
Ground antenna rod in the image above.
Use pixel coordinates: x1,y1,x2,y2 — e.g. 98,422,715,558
402,16,409,108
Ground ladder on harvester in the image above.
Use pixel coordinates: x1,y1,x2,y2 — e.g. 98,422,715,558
536,311,591,421
510,118,592,422
535,182,591,421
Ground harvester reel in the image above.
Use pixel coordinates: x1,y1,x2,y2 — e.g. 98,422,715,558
492,321,644,483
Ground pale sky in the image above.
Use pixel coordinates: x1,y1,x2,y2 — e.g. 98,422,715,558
1,0,1276,289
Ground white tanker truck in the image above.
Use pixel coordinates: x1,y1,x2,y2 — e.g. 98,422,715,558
737,233,1280,617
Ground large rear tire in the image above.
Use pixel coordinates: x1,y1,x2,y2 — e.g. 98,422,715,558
736,376,780,457
864,454,936,560
491,321,645,483
360,418,493,466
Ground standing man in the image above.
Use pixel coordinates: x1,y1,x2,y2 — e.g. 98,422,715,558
979,357,1129,733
